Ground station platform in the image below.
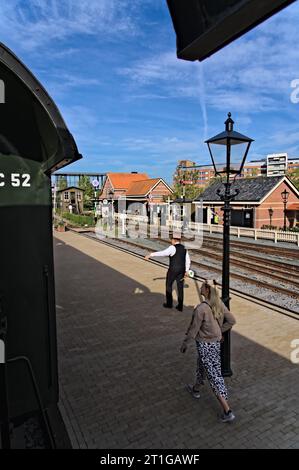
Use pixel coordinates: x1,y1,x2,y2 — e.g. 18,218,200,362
54,231,299,449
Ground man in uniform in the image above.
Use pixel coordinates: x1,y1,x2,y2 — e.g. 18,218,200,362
145,237,191,311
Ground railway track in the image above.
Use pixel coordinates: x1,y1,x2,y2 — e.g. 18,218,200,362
113,227,299,283
121,225,299,274
160,238,299,283
201,234,299,260
113,237,299,298
73,229,299,316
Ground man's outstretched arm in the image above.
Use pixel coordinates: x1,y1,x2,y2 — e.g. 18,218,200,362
145,246,175,261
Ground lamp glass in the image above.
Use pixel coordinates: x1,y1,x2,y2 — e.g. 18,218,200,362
208,140,250,175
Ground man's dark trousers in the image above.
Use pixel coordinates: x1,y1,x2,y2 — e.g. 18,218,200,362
165,243,186,309
166,270,184,308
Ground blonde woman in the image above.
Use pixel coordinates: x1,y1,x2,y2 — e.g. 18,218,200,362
180,279,236,422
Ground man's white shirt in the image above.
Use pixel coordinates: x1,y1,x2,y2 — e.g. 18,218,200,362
150,244,191,272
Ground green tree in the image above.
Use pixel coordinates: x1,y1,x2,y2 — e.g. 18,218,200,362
172,165,203,200
206,175,222,187
79,175,94,208
57,176,67,190
288,168,299,190
244,167,259,178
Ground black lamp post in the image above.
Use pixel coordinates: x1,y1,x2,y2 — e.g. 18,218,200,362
177,164,186,230
179,178,187,232
179,179,186,203
281,189,289,231
205,113,253,377
268,208,274,227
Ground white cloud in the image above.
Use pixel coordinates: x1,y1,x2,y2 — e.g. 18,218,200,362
120,135,202,158
59,104,99,142
44,73,101,96
266,126,299,148
119,51,195,85
0,0,138,51
49,48,80,60
118,1,299,119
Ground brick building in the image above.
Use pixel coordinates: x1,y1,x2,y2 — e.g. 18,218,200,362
126,178,173,203
175,160,214,188
194,176,299,229
175,155,299,189
57,186,85,214
100,172,149,201
100,172,173,213
126,178,173,214
242,159,265,177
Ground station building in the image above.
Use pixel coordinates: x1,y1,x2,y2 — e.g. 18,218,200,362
194,175,299,229
100,172,149,201
100,172,173,214
126,178,173,210
57,186,85,214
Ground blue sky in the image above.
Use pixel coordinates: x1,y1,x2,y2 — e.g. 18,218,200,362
0,0,299,183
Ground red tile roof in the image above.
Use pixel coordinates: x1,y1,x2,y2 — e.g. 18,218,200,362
107,173,149,190
126,178,171,197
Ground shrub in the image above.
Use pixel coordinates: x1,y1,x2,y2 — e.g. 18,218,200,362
62,212,95,227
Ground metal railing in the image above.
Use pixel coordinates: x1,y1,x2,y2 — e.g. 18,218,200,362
92,214,299,246
192,223,299,246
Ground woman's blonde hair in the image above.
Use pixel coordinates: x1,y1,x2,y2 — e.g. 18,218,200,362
200,279,223,320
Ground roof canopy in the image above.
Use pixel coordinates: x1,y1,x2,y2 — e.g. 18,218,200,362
0,42,81,174
195,176,297,203
166,0,295,61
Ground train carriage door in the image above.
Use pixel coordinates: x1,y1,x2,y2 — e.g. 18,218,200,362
0,42,81,420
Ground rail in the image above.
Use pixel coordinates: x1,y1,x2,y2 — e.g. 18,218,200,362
73,229,299,319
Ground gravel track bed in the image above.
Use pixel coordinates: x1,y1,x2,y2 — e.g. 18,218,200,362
87,233,299,314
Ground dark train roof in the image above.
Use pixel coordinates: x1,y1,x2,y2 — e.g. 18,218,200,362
195,176,286,202
0,42,82,173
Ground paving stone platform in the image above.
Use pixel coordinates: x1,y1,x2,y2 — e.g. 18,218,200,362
54,231,299,449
